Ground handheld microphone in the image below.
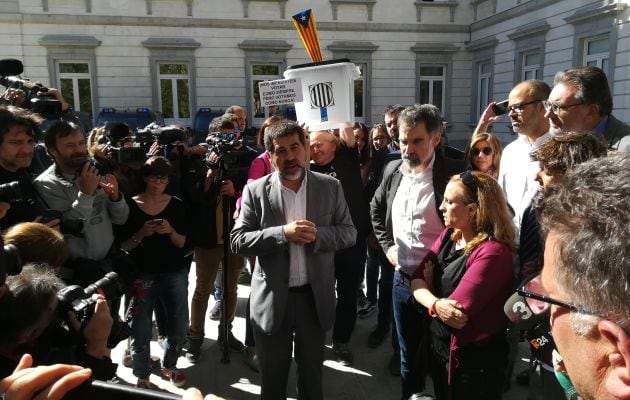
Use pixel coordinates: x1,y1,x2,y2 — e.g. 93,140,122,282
503,291,546,329
0,59,24,76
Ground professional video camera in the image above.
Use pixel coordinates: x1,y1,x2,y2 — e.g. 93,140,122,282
0,59,62,119
137,123,186,146
0,181,23,203
40,209,85,237
56,272,131,348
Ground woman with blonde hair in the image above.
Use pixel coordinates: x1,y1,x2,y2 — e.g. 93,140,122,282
411,171,516,399
465,132,502,179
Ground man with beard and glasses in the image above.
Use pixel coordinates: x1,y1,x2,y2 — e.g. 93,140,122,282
231,120,356,400
34,120,129,287
371,104,466,400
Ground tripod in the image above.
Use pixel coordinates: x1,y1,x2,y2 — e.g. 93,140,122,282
217,162,233,364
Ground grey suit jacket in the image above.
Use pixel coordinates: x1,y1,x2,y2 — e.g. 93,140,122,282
230,170,357,334
604,114,630,153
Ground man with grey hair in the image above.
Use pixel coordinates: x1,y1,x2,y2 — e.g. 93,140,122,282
545,65,630,152
225,105,247,133
537,153,630,400
371,104,466,399
231,120,356,399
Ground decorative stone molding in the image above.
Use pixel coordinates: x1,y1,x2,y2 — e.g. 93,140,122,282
414,1,458,23
145,0,194,16
507,20,550,41
241,0,288,18
42,0,91,12
329,0,377,21
141,37,201,48
38,34,101,47
238,39,292,52
465,35,498,52
327,41,379,53
410,42,459,53
564,1,626,25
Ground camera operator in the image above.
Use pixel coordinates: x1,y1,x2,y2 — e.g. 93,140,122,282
184,115,256,361
0,264,115,380
33,120,129,288
0,106,59,231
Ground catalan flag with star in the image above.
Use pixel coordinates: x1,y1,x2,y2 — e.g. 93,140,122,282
292,9,323,63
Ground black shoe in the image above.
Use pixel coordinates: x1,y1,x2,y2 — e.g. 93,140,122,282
218,329,245,353
185,337,203,363
388,352,401,376
332,342,354,366
367,325,389,348
357,301,377,319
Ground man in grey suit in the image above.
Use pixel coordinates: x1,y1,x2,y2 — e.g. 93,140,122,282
545,65,630,152
230,120,357,400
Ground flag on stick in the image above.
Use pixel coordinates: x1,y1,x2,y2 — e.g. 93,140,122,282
292,9,323,63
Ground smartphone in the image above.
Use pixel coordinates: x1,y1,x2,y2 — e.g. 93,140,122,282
152,218,164,224
491,99,509,115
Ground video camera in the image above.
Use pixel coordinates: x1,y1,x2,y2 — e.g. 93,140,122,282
137,123,186,146
0,181,23,204
204,132,253,187
56,272,131,348
40,209,85,237
0,59,62,119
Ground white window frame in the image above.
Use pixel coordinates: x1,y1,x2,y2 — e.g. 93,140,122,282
157,62,191,126
354,63,366,123
522,51,541,81
55,60,93,114
250,63,282,126
477,61,491,118
419,64,446,112
583,35,610,74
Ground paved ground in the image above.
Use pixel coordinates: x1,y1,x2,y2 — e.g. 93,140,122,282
111,265,530,399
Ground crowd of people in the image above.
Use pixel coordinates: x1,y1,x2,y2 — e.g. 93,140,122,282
0,64,629,400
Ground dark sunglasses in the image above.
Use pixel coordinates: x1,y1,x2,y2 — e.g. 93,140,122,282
471,146,493,157
517,274,605,318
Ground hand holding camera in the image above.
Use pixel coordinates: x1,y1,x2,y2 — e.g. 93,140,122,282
67,296,113,359
78,162,100,196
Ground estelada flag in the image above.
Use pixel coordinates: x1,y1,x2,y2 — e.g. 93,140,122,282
292,9,323,63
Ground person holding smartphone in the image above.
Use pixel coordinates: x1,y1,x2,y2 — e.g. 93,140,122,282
119,156,188,390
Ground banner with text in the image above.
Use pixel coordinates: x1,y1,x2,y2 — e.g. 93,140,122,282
258,78,303,107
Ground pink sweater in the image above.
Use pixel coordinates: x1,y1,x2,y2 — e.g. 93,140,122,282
236,152,272,210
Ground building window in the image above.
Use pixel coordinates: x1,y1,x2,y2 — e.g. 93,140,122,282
522,51,541,80
251,63,281,125
354,64,366,123
477,61,491,118
584,35,610,75
56,61,93,116
419,65,445,112
157,63,191,125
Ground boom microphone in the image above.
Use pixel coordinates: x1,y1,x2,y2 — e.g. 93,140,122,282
0,59,24,76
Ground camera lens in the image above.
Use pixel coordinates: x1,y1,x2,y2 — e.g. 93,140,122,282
0,181,22,203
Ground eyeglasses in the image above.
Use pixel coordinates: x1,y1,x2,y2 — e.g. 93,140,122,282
471,146,493,157
147,175,169,183
507,99,543,113
516,274,604,318
459,170,478,203
542,100,586,114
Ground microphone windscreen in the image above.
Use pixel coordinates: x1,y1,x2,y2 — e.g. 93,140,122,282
504,291,545,330
0,59,24,76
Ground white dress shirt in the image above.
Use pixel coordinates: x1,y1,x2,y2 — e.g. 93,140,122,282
498,132,550,233
277,172,309,287
391,154,444,275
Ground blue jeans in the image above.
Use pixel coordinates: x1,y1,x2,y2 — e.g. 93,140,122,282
392,271,425,399
129,269,188,378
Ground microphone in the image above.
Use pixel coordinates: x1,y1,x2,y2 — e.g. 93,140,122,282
0,59,24,76
503,291,546,330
